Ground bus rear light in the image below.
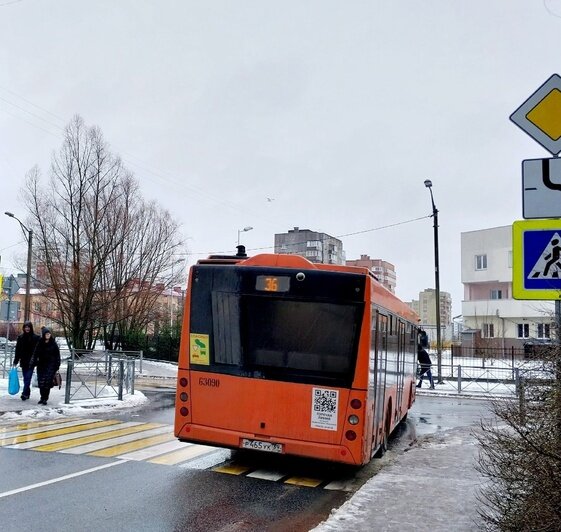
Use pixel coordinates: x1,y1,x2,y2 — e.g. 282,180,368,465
180,392,188,402
179,377,188,387
350,399,362,409
348,415,359,425
345,430,357,441
180,407,189,416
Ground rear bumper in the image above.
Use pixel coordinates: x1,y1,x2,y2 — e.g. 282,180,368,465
176,423,361,465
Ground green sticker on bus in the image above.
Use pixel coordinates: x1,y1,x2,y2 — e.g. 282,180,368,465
190,333,210,365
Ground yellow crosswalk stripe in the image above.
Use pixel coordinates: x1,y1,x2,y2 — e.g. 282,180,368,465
0,418,79,434
0,420,121,446
88,432,176,457
32,423,163,452
212,464,251,475
284,476,323,488
148,444,218,465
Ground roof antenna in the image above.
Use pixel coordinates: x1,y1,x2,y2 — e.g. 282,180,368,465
236,245,247,257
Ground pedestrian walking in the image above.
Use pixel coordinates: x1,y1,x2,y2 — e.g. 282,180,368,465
30,327,61,405
12,321,41,401
418,328,429,349
416,345,435,389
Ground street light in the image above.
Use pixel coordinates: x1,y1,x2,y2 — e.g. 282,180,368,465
423,180,442,384
5,212,33,322
237,226,253,246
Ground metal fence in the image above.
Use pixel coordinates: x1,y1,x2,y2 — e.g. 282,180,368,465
62,351,136,404
426,356,553,396
1,344,15,378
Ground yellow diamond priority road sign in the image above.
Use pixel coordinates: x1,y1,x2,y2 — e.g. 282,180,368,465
510,74,561,155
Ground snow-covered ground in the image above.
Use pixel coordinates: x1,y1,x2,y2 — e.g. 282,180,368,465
0,359,179,423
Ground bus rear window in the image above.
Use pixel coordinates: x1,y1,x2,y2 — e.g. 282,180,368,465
241,296,362,384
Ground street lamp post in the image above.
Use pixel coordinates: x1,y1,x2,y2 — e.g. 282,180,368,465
423,180,443,384
237,226,253,246
5,212,33,322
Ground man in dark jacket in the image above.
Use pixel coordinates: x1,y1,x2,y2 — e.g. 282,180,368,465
417,345,435,389
13,321,40,400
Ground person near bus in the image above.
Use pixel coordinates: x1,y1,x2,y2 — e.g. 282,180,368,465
418,329,429,349
416,345,435,389
12,320,41,401
30,327,61,405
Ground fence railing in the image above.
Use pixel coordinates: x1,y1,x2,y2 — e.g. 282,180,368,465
63,352,135,404
69,348,144,373
424,358,553,396
1,345,15,378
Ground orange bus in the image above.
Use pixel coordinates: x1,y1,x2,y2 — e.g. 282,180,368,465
174,250,419,465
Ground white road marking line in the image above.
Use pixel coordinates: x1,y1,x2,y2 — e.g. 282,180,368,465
117,439,189,461
0,460,128,499
246,469,286,481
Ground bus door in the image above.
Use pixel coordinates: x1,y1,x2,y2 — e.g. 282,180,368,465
374,311,388,449
396,320,405,418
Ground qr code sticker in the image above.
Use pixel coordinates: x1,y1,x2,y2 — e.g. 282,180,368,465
311,388,339,431
313,389,337,412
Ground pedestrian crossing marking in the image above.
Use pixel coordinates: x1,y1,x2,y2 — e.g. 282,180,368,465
28,422,163,452
149,443,220,465
118,439,187,461
0,418,100,441
212,464,252,475
0,419,121,446
246,469,286,481
60,426,171,455
284,476,324,488
528,232,561,279
88,432,176,457
0,417,80,434
0,417,353,490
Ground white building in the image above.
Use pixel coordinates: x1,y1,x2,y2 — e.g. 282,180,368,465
461,225,555,349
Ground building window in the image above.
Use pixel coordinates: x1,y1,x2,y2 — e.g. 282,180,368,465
307,240,321,249
475,254,487,270
537,323,551,339
517,323,530,339
34,302,41,312
305,250,318,257
483,323,495,338
490,289,502,300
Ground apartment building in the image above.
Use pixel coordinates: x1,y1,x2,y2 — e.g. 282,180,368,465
274,227,345,265
345,255,396,293
461,225,555,348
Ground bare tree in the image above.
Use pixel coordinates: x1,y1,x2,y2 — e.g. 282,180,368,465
475,344,561,531
22,115,184,350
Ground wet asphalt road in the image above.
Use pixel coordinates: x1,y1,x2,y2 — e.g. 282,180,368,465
0,391,491,532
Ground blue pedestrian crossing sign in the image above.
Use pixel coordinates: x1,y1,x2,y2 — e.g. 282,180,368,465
513,219,561,299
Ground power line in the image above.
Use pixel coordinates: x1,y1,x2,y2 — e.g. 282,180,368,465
188,214,431,256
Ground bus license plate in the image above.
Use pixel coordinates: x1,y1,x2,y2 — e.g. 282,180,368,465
241,438,283,453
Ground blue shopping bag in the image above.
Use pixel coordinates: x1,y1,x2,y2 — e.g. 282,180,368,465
8,366,20,395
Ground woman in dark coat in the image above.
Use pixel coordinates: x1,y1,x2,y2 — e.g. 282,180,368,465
30,327,61,405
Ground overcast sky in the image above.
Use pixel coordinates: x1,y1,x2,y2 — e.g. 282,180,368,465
2,1,561,317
